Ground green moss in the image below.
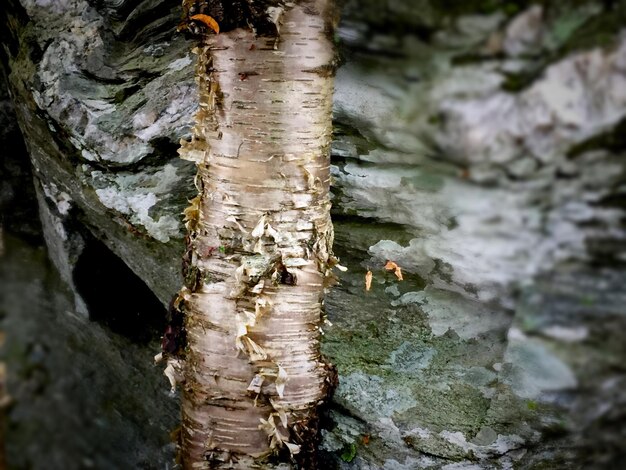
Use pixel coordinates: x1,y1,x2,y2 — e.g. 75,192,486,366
482,386,540,436
323,288,434,371
406,382,491,435
322,329,396,376
340,443,357,462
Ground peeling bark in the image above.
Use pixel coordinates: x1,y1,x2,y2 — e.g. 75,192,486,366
176,1,338,468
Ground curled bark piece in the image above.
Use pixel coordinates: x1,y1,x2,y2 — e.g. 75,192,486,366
189,14,220,34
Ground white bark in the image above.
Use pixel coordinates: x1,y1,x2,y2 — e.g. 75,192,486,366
177,1,337,467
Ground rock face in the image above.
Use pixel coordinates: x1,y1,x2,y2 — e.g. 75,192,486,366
2,0,197,304
323,2,626,468
2,0,626,468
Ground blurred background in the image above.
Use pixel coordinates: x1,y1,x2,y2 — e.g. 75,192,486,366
1,0,625,468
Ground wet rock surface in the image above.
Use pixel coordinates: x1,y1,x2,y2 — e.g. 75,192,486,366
1,0,626,468
0,234,178,469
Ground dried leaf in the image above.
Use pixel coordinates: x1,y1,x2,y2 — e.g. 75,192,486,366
384,260,398,271
189,14,220,34
384,260,403,281
365,270,373,291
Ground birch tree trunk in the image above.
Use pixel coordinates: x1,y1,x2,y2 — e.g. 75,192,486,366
175,1,338,468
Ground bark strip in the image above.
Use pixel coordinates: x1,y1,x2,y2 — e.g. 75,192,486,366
176,1,337,468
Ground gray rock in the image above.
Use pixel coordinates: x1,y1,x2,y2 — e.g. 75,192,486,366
3,0,196,303
2,0,626,468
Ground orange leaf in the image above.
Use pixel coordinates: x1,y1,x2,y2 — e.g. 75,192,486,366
190,14,220,34
365,270,372,291
384,260,403,281
384,260,398,271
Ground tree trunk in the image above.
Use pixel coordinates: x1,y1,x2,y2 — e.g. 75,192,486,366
175,1,337,467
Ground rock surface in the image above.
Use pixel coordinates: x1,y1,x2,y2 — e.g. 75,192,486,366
1,234,178,469
2,0,197,304
2,0,626,468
